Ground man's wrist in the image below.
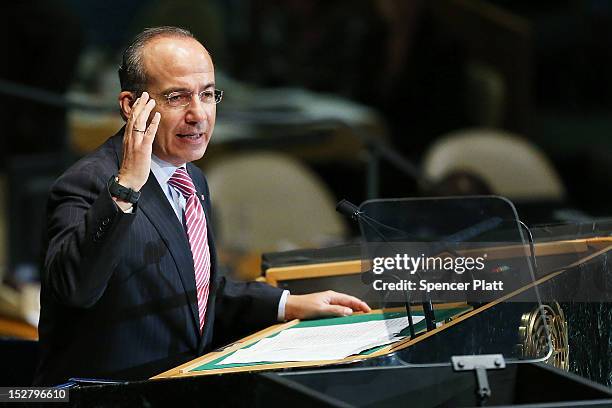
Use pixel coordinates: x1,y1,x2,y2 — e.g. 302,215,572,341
284,293,301,321
108,175,140,204
116,173,143,192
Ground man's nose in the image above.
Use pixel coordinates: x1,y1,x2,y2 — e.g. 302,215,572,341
185,97,209,123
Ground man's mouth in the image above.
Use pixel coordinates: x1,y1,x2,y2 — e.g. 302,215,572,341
176,133,204,140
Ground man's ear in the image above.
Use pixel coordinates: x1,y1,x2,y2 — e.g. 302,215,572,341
118,91,135,121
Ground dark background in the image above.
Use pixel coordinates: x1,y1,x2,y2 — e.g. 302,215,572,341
1,0,611,282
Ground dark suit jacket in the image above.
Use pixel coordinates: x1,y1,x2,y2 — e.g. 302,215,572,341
34,130,283,385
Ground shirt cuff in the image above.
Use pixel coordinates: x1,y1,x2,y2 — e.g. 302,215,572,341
113,199,134,213
277,290,290,321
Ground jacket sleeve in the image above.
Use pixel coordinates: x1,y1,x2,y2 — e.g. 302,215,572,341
213,276,284,344
42,165,136,308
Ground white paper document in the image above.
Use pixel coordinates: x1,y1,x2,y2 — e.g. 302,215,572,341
218,316,424,365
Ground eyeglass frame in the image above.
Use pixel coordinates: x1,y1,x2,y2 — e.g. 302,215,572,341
142,88,224,109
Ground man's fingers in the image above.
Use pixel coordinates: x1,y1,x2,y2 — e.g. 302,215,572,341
125,96,139,131
130,93,147,122
134,98,156,135
129,92,150,133
324,305,354,317
355,299,371,313
329,293,371,313
144,112,161,143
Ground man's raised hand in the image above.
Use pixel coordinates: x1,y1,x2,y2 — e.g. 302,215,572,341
118,91,161,193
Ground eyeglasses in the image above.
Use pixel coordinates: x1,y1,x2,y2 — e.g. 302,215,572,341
155,89,224,108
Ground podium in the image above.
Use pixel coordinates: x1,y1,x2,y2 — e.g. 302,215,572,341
66,231,612,406
69,198,611,406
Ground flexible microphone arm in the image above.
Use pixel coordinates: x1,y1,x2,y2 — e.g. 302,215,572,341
336,199,433,336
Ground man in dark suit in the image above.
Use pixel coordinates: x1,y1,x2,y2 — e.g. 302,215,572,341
34,26,370,386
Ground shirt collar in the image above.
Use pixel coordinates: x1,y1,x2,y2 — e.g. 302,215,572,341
150,154,186,187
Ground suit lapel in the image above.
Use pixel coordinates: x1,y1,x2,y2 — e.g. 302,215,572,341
138,176,201,335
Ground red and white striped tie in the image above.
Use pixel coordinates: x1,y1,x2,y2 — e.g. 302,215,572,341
168,168,210,332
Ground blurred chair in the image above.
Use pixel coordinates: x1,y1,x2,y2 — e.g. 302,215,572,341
202,152,347,277
423,128,566,201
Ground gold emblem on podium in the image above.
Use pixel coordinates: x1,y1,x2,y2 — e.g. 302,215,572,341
518,302,569,370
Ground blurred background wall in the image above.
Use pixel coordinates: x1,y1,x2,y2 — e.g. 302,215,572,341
0,0,611,287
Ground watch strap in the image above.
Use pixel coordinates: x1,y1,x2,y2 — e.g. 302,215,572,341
108,175,141,204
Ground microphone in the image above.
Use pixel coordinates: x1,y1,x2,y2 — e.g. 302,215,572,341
336,199,361,221
336,199,420,337
335,199,390,284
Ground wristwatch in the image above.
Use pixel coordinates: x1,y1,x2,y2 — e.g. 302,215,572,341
108,175,141,204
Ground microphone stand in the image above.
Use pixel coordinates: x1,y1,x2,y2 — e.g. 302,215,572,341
336,199,505,335
336,199,428,338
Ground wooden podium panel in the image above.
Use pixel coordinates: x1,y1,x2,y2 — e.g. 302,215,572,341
265,237,611,287
263,237,611,312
